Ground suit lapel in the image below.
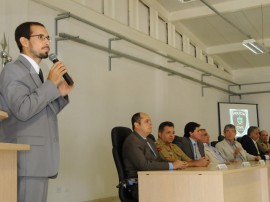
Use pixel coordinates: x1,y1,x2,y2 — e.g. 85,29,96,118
17,56,57,115
205,147,218,161
17,55,42,87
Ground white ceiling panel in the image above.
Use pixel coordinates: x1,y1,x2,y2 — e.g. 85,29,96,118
148,0,270,69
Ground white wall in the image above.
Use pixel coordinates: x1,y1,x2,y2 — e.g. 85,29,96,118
232,67,270,133
1,1,270,202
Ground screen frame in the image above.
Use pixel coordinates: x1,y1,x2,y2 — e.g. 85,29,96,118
217,102,259,137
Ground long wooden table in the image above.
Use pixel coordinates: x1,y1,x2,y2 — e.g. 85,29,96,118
138,161,270,202
0,143,30,202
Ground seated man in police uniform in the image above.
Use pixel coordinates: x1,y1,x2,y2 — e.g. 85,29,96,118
156,121,209,167
257,130,270,154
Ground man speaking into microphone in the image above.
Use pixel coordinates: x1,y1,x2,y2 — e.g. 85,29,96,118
215,124,261,162
0,21,74,202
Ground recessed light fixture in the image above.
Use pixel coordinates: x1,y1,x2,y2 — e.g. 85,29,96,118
242,39,269,54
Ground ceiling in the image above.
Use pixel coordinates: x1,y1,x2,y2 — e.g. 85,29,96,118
146,0,270,71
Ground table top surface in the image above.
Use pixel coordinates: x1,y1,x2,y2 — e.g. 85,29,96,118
0,143,30,151
139,161,270,175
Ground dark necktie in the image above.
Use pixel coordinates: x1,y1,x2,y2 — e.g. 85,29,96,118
38,69,44,83
146,141,157,157
255,142,260,155
193,142,201,160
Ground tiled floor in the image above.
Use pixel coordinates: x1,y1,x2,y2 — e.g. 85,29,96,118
83,196,120,202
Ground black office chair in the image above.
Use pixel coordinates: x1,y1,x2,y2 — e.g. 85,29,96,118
210,141,218,147
236,137,242,143
172,135,183,144
147,134,156,142
111,126,137,202
218,135,224,141
172,135,184,151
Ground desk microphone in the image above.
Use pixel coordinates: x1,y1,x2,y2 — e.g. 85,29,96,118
49,53,74,86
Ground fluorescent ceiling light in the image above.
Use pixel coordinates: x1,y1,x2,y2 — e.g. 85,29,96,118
242,39,269,54
178,0,196,3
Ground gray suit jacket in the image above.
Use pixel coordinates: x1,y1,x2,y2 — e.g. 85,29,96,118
215,139,256,161
204,144,226,164
204,146,221,164
122,131,169,179
0,55,69,177
174,136,205,160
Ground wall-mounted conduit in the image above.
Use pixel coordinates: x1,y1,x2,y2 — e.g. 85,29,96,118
57,32,236,95
53,12,270,100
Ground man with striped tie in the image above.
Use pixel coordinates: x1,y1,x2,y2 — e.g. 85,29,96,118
241,126,268,160
122,112,188,201
174,122,205,160
199,129,228,164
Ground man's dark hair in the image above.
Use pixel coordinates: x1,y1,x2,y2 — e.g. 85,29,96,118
184,122,200,137
15,21,45,52
247,126,259,136
131,112,141,130
158,121,174,133
223,124,235,132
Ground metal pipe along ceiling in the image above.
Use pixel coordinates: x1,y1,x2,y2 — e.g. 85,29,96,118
54,12,270,97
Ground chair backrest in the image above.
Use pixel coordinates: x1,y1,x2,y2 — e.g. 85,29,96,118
172,135,183,144
147,134,156,142
111,126,132,181
218,135,224,141
210,141,218,147
111,126,136,202
236,137,242,143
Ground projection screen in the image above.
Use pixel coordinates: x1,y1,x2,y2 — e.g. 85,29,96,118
218,102,259,138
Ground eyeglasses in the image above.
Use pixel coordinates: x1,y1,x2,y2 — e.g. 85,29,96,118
224,129,236,133
29,34,51,42
202,133,208,137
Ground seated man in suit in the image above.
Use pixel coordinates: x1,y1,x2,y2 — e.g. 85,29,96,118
257,130,270,154
215,124,260,162
156,121,209,167
199,129,228,164
174,122,205,160
122,112,188,201
241,126,269,160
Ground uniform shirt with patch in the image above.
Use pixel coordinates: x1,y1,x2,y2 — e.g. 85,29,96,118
156,138,191,161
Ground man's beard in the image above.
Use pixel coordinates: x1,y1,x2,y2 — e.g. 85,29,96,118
40,52,49,59
38,46,50,59
38,49,49,59
30,49,49,60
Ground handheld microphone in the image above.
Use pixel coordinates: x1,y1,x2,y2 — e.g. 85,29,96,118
49,53,74,86
233,142,245,161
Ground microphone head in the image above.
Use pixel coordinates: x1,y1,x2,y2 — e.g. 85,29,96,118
48,53,58,62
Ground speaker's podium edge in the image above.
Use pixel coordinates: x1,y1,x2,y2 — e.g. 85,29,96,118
0,140,30,201
0,110,8,120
